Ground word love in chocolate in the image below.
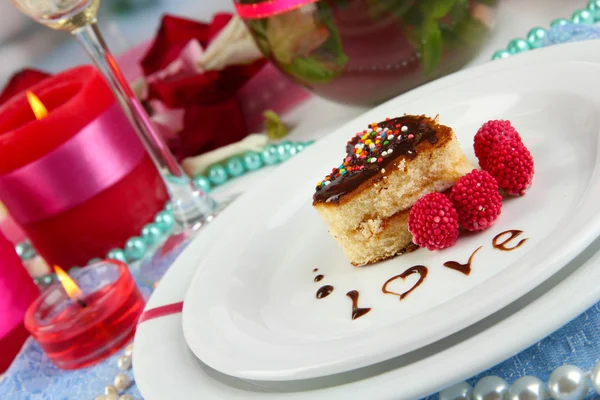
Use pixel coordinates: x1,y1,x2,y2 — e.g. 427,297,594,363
444,247,482,276
443,229,529,276
492,230,528,251
312,268,333,299
311,229,529,320
382,265,428,301
346,290,371,320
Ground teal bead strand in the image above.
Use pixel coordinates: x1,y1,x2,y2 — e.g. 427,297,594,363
305,139,315,146
69,266,81,275
193,175,212,193
207,165,228,186
155,210,175,234
287,144,299,157
106,248,128,264
507,38,529,54
276,141,293,162
550,18,570,27
125,237,147,261
491,49,510,60
589,0,600,20
295,143,306,153
242,151,263,171
261,144,280,165
225,156,246,177
526,27,547,49
572,9,594,24
141,223,163,246
15,242,36,260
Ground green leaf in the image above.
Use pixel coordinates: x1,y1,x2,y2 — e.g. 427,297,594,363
451,13,489,46
447,0,469,24
420,19,443,75
475,0,498,5
267,1,348,86
314,1,348,68
420,0,459,19
282,57,340,84
366,0,415,20
263,110,289,139
403,3,425,26
246,19,271,57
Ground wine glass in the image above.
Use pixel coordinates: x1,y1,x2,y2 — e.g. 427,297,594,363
8,0,217,231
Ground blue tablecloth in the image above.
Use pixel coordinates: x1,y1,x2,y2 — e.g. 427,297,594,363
2,23,600,400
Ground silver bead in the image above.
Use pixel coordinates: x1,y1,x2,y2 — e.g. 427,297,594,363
114,373,132,391
123,344,134,357
548,365,589,400
473,376,510,400
590,361,600,393
507,376,548,400
119,395,134,400
439,382,473,400
117,355,132,370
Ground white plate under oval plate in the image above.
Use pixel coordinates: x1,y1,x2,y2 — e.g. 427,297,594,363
182,48,600,381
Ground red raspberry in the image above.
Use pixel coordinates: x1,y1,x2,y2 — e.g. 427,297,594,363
408,193,459,251
449,170,502,232
474,120,521,168
484,139,534,196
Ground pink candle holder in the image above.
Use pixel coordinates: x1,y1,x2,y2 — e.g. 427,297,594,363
24,260,145,370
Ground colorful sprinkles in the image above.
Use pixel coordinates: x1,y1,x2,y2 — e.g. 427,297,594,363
315,117,420,189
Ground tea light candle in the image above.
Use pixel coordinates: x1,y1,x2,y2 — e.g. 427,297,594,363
24,260,145,370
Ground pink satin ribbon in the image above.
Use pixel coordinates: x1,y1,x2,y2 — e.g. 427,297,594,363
234,0,320,19
0,103,146,224
137,302,183,325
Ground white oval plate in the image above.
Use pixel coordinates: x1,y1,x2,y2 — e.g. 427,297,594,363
182,42,600,381
134,219,600,400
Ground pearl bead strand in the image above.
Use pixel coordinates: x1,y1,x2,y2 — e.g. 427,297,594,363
96,343,135,400
439,361,600,400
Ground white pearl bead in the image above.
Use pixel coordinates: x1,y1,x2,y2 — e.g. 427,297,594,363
123,344,134,357
590,361,600,393
548,365,589,400
507,376,548,400
114,373,132,391
473,376,509,400
104,385,118,396
106,394,119,400
439,381,473,400
117,355,132,370
119,395,134,400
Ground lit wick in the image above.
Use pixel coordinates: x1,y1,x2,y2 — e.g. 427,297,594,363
26,91,48,120
54,266,87,308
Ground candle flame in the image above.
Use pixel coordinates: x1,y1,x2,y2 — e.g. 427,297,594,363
26,91,48,120
54,266,83,300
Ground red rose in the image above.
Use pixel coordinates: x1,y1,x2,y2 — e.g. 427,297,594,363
141,14,232,75
140,14,265,160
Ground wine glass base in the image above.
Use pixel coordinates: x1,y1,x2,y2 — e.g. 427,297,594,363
136,193,240,287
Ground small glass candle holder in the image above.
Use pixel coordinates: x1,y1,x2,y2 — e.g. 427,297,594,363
24,260,145,370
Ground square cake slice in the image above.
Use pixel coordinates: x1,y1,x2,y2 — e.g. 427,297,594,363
313,115,473,266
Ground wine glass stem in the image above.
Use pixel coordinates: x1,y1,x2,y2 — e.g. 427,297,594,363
72,22,215,229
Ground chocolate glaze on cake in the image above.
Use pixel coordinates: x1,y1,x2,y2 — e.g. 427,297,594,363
313,115,439,204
